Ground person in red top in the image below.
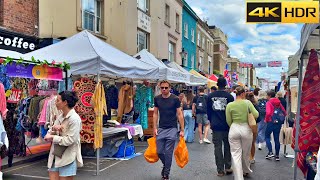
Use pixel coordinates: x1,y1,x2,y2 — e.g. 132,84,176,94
264,90,286,161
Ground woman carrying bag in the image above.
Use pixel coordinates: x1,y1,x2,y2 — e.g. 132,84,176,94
226,86,259,180
44,91,83,180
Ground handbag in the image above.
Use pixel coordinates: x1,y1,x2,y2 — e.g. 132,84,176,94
247,101,257,133
52,144,68,158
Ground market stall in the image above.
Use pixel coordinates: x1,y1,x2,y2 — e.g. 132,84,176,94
189,69,217,88
289,24,320,180
23,30,162,175
0,54,69,171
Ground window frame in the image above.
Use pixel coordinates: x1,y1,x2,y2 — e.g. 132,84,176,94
165,4,170,26
191,54,195,69
168,42,175,62
175,13,180,32
82,0,102,34
137,29,149,52
137,0,150,14
184,23,188,39
191,28,195,43
197,33,201,46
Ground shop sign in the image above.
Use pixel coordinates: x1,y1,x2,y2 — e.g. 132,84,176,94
6,62,63,80
138,10,151,33
7,89,22,103
0,29,38,53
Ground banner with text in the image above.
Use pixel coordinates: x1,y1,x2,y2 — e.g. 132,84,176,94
267,61,282,67
7,62,63,80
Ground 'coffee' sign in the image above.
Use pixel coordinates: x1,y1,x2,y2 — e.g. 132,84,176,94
0,29,38,54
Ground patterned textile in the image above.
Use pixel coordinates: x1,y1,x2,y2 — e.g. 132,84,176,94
0,65,11,90
0,83,8,119
91,81,107,149
291,49,320,176
74,78,96,143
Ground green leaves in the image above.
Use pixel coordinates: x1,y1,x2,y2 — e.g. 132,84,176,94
2,56,71,70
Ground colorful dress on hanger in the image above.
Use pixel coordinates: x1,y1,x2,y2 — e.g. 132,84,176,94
134,84,154,129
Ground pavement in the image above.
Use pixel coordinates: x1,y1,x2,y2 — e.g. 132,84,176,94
2,131,305,180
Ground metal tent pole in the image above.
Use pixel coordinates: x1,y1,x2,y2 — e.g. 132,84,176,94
96,73,100,176
293,56,304,180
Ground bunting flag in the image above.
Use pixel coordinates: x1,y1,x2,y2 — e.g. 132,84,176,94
239,62,253,68
267,61,282,67
291,49,320,176
232,71,238,81
252,62,267,68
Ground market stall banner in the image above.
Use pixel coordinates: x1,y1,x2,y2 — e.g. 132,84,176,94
6,62,63,80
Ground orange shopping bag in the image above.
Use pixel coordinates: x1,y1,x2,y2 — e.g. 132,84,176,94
144,137,159,163
174,137,189,168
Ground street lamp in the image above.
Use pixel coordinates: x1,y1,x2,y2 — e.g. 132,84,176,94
179,48,188,68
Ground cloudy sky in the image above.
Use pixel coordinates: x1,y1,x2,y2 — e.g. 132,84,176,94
185,0,302,81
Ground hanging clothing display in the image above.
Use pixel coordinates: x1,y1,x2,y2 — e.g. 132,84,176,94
134,84,154,129
102,83,119,122
58,78,73,92
292,49,320,176
117,84,133,122
0,65,11,90
0,83,8,119
91,81,107,149
74,77,97,143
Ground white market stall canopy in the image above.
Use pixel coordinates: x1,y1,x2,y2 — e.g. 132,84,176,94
289,24,320,76
134,49,189,83
0,49,23,59
23,30,160,80
166,61,207,86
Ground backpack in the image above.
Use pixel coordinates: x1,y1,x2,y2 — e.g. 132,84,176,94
258,99,267,116
271,106,285,124
196,95,207,113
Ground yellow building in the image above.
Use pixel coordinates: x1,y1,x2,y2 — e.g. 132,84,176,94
38,0,183,64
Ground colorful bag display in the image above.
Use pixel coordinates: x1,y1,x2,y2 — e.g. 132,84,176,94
144,137,159,163
174,137,189,168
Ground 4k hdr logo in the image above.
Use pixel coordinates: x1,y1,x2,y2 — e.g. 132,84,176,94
246,1,319,23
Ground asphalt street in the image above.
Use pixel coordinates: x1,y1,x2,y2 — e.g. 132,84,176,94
2,132,305,180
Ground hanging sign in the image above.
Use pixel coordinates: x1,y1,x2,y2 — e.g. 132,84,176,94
7,89,22,103
6,62,63,80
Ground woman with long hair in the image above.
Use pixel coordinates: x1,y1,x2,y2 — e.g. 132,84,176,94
245,92,260,164
183,90,195,143
44,91,83,180
226,86,259,179
256,91,268,150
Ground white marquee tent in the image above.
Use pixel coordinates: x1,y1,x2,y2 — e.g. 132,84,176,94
23,30,160,80
134,49,190,84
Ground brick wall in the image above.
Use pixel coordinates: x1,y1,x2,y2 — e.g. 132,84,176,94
0,0,3,25
2,0,38,36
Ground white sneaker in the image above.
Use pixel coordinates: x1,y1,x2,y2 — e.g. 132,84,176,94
203,138,211,144
258,143,262,150
199,140,203,144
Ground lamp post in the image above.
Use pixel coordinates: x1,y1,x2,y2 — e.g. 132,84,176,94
179,48,188,68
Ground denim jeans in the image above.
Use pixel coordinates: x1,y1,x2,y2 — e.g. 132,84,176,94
265,122,282,156
184,110,195,143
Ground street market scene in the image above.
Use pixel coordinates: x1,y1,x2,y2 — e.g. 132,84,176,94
0,0,319,180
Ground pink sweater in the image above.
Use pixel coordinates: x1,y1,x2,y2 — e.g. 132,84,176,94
265,98,286,123
0,83,7,119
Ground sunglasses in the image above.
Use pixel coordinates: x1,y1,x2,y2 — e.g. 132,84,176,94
160,87,169,90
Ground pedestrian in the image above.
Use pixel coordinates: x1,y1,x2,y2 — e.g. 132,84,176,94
207,77,234,177
230,85,238,100
192,86,211,144
44,91,83,180
210,86,217,93
256,90,268,150
253,88,261,102
183,90,195,143
276,91,287,111
226,86,259,179
153,80,184,180
265,90,286,161
245,92,260,164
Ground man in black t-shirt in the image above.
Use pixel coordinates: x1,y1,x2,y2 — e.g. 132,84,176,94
153,80,184,180
207,77,234,177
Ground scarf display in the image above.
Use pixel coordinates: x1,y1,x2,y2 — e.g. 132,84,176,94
291,49,320,176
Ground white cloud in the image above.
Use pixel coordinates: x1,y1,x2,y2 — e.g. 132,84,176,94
185,0,302,82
